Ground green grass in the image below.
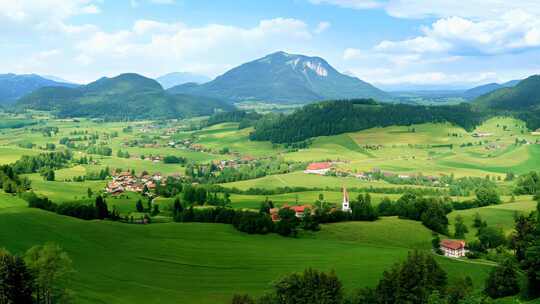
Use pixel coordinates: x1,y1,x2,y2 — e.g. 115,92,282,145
0,207,493,304
448,197,538,241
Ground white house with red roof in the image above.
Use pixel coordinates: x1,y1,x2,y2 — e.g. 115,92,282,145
304,162,332,175
440,239,467,258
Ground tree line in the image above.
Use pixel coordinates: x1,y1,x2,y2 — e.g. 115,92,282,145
0,243,73,304
249,99,484,143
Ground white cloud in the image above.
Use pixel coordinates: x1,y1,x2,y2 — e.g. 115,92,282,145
309,0,540,21
372,10,540,56
314,21,331,34
343,48,363,60
309,0,384,10
67,18,315,81
149,0,175,4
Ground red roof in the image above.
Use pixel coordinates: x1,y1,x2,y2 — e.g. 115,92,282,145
291,206,306,213
440,239,465,250
306,162,331,170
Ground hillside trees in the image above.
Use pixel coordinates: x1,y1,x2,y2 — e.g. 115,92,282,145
484,259,520,298
0,249,34,304
24,243,74,304
250,100,484,143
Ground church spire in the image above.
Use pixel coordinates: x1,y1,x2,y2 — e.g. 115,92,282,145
342,186,351,212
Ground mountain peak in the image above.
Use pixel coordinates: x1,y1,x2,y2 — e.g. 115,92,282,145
168,52,390,103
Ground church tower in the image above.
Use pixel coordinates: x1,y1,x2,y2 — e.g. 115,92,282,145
342,186,351,212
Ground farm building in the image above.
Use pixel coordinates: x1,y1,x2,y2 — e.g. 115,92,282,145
440,239,467,258
304,162,332,175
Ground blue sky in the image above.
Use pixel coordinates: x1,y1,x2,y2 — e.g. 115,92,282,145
2,0,540,89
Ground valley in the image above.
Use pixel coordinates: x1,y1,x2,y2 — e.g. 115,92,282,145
0,106,539,303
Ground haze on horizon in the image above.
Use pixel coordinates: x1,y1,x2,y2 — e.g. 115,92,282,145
2,0,540,90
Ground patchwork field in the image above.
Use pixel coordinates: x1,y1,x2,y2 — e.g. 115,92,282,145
0,114,538,303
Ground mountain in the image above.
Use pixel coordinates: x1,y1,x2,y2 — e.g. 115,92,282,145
17,73,234,119
463,80,520,100
41,75,76,84
0,74,77,104
168,51,390,103
474,76,540,110
156,72,211,89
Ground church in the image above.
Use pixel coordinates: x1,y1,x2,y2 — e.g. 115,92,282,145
342,187,351,212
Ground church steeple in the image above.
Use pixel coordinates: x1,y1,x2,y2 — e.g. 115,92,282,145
342,186,351,212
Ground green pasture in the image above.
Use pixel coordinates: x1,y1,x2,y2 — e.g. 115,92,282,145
448,196,538,241
0,207,493,304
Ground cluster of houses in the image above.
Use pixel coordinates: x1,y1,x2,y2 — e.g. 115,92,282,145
105,171,164,195
269,187,352,221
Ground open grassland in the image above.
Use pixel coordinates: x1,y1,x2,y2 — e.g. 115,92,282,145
0,207,493,304
220,171,418,190
448,196,538,241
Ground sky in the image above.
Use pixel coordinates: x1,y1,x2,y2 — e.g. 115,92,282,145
2,0,540,89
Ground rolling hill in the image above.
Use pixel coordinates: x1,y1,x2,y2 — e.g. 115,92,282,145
168,51,390,103
0,73,77,105
16,73,234,119
474,75,540,110
463,79,520,100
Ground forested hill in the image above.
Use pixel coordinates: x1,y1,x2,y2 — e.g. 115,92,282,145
473,75,540,130
16,73,234,120
249,99,484,143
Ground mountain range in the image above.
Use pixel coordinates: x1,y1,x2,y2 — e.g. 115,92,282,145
156,72,211,89
0,74,77,104
168,51,391,103
17,73,234,119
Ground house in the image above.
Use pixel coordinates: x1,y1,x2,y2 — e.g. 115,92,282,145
342,187,351,212
472,132,493,138
304,162,332,175
269,208,280,222
440,239,467,258
106,182,124,195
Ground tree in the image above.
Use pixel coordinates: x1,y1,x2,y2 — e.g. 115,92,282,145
447,276,473,304
376,251,447,304
352,194,378,221
300,208,320,231
473,213,486,229
0,249,34,304
275,208,299,237
432,233,443,255
272,268,343,304
477,226,506,250
259,198,274,214
24,243,73,304
484,259,520,298
231,294,255,304
523,198,540,298
510,213,536,262
87,187,93,198
151,204,160,216
475,187,500,206
135,199,144,213
95,195,108,219
421,202,449,235
454,215,469,239
172,197,183,218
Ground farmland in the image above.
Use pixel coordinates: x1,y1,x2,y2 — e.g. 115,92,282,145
0,112,539,303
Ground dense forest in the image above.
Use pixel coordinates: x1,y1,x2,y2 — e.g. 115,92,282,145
250,99,484,143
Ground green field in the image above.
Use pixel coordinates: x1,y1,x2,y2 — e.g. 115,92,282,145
0,115,538,303
0,206,493,304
